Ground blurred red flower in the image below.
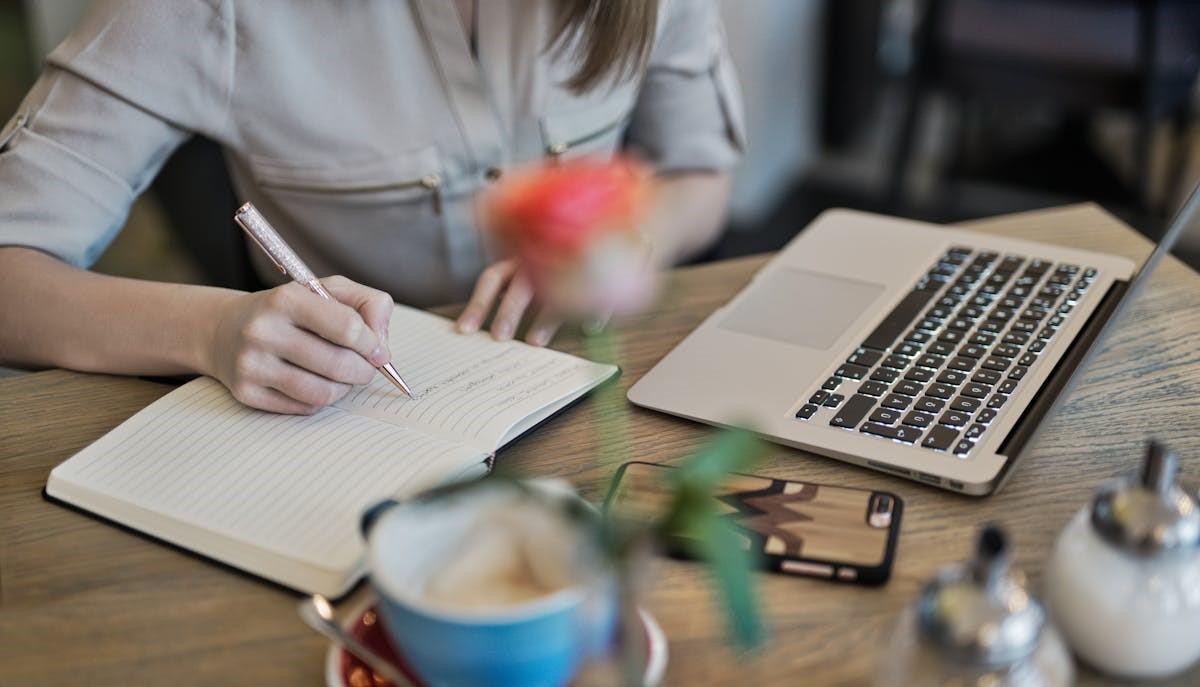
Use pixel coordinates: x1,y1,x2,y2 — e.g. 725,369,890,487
483,157,657,317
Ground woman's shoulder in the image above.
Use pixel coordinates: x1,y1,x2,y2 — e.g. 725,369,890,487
46,0,236,136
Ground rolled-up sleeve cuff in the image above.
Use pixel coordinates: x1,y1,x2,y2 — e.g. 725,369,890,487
0,123,134,267
627,38,747,173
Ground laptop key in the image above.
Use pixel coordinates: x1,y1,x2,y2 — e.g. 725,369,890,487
824,393,846,408
904,367,935,383
830,394,877,429
914,396,945,414
796,404,819,420
937,370,968,385
987,394,1006,409
958,344,986,359
847,349,883,367
835,363,869,380
977,408,998,424
937,330,965,344
871,367,900,383
964,423,987,440
822,377,843,391
972,369,1001,385
922,424,960,450
894,380,924,397
962,383,991,399
896,342,924,357
861,423,922,444
859,381,889,397
998,379,1018,395
1003,332,1030,346
916,354,945,369
882,354,911,370
981,356,1011,372
953,440,974,456
970,332,997,346
905,330,932,344
939,411,970,427
948,357,977,372
860,289,937,351
926,383,956,400
928,340,956,356
868,407,903,425
1018,352,1038,366
809,390,830,405
950,396,982,413
993,344,1021,358
903,411,934,428
881,393,912,410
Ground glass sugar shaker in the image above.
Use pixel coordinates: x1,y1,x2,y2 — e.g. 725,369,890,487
876,525,1074,687
1046,440,1200,679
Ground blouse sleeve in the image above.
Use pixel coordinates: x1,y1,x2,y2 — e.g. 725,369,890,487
0,0,234,267
625,0,747,174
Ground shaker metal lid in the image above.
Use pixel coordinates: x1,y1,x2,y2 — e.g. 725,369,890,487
1092,441,1200,555
917,526,1045,668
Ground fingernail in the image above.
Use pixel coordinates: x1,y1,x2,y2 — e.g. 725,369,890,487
528,329,551,347
370,345,388,365
457,318,478,334
493,321,513,340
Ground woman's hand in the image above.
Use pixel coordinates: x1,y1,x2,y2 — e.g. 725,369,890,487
206,276,394,414
455,259,563,346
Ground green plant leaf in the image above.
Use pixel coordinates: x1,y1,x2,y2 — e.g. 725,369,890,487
671,427,764,492
684,511,765,649
656,427,767,650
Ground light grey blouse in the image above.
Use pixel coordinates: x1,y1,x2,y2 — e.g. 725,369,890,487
0,0,745,306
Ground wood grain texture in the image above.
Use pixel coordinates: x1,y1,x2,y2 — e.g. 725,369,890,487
2,204,1199,686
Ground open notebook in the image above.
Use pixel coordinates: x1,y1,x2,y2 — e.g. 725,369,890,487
46,305,618,597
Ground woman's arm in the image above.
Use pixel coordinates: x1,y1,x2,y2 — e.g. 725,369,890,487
0,247,394,414
643,171,732,265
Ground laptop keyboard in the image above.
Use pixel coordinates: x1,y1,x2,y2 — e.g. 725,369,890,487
795,247,1097,457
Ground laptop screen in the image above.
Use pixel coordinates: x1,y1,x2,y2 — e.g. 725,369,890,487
1009,182,1200,463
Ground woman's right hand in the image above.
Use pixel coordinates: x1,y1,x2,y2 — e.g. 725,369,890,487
205,276,394,414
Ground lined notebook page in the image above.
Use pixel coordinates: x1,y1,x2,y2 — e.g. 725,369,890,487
48,377,485,587
336,306,617,451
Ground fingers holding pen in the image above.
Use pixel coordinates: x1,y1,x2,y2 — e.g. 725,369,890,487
276,283,391,367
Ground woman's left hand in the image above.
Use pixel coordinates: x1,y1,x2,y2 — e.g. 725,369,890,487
455,259,563,346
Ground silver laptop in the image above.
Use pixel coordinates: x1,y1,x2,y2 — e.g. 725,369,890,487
629,189,1200,495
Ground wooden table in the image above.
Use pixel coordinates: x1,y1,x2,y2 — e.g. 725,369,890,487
3,204,1199,686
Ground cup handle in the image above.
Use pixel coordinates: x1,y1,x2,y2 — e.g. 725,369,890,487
360,498,401,540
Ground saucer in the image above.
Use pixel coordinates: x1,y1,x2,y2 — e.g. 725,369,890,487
324,597,668,687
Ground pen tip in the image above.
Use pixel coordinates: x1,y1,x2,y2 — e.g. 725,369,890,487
380,362,415,398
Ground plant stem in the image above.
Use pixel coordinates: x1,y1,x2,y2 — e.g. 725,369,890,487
584,325,628,471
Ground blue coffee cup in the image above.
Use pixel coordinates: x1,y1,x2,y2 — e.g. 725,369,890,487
361,481,616,687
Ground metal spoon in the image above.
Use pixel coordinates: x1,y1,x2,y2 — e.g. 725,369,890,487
298,594,414,687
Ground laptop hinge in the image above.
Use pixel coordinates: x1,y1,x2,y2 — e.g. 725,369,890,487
997,279,1130,460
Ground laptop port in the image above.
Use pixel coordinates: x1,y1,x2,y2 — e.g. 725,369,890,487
917,472,941,485
867,460,911,477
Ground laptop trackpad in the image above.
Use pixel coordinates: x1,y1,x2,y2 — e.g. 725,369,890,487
719,268,885,350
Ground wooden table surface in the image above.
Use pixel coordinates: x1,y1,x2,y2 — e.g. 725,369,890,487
3,204,1199,686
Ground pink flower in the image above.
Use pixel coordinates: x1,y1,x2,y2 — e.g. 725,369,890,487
483,157,657,318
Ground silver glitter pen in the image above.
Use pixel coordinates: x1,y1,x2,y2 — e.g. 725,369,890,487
234,202,414,398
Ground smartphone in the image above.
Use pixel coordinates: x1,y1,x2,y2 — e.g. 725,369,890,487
604,461,903,585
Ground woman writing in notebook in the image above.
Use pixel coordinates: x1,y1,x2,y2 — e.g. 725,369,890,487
0,0,744,414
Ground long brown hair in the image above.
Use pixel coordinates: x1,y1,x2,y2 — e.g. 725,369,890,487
552,0,660,92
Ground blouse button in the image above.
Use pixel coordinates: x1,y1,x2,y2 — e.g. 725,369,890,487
485,167,503,182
